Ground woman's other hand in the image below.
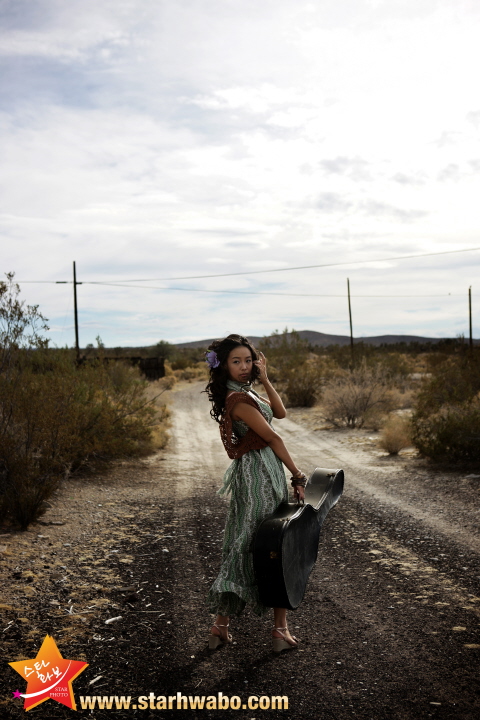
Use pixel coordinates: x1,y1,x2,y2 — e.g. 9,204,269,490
293,484,305,504
291,471,307,504
254,351,268,384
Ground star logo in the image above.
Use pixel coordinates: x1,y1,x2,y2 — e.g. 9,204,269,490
9,634,88,711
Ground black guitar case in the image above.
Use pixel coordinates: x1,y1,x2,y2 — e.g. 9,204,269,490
253,467,344,610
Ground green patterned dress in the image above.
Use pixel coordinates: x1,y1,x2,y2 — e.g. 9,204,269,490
207,380,288,617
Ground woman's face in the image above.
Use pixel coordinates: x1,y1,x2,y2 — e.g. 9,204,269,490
226,345,253,383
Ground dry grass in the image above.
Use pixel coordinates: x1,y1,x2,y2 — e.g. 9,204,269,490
165,359,208,382
173,363,209,382
144,377,174,450
379,414,412,455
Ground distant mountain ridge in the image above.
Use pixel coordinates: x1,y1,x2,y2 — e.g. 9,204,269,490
175,330,479,349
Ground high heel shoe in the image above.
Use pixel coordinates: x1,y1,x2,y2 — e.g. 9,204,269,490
208,622,232,649
272,626,298,653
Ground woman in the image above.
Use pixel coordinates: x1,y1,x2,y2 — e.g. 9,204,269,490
204,334,307,653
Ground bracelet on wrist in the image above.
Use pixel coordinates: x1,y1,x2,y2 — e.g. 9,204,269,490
290,472,307,488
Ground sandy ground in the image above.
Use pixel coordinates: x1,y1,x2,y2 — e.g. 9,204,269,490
1,380,479,719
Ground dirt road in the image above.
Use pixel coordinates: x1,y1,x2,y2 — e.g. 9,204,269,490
2,381,479,719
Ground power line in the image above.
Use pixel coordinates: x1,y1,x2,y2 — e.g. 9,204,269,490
81,281,466,298
16,245,480,285
13,280,472,299
85,245,480,282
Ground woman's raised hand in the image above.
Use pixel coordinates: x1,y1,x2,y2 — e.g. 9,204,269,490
254,351,268,384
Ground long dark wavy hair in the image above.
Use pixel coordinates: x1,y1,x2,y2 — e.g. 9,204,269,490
204,334,260,424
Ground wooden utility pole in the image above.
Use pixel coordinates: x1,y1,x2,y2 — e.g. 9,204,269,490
469,286,473,353
56,262,81,359
347,277,354,368
73,261,80,360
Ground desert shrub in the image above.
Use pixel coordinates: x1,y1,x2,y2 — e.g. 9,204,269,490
411,354,480,463
159,374,176,390
0,274,169,529
171,356,191,370
414,355,480,415
164,360,174,376
172,362,209,382
0,352,162,528
283,362,323,407
411,399,480,464
321,361,397,428
379,414,412,454
395,388,415,410
72,359,158,462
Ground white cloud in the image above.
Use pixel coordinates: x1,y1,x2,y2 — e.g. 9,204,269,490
1,0,480,344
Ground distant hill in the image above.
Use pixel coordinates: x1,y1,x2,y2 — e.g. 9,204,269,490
175,330,479,349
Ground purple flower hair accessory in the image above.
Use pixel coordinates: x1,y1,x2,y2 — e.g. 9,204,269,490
205,350,220,369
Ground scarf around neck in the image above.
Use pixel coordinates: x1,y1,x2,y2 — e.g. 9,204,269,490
226,379,254,393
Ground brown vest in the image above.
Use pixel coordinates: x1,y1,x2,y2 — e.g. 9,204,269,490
220,392,269,459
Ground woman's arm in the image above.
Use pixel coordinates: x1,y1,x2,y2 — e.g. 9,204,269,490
231,402,305,501
254,352,286,419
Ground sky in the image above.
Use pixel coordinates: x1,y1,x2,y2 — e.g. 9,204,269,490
1,0,479,347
